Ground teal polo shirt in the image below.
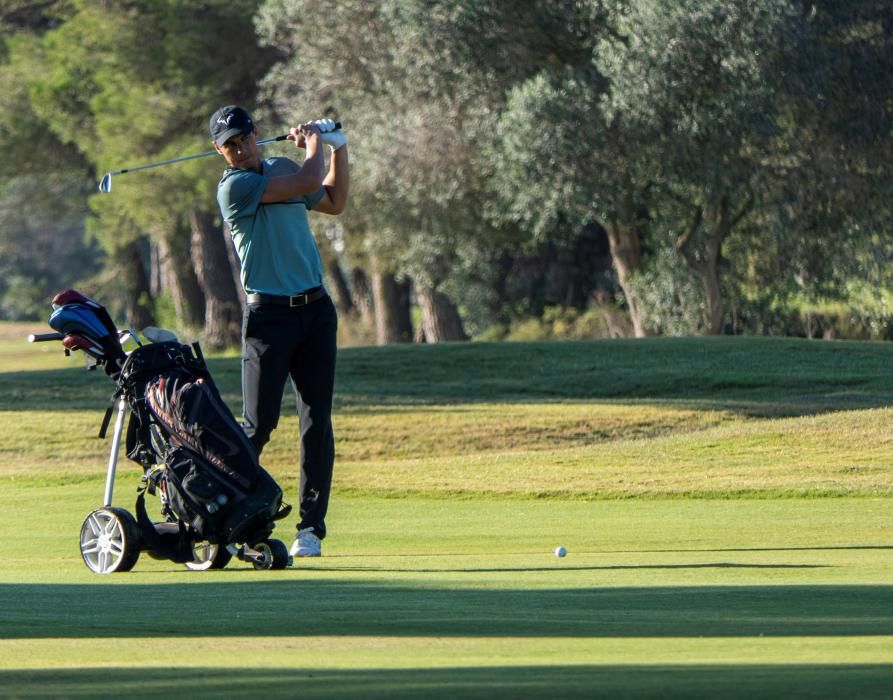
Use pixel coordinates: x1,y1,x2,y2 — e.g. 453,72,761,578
217,157,326,296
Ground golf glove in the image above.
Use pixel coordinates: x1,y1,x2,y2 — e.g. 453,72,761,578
313,118,338,133
314,119,347,152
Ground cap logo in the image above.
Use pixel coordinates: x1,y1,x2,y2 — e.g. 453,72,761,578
216,112,251,129
210,107,253,145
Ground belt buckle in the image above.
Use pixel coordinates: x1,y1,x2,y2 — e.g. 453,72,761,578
289,293,308,308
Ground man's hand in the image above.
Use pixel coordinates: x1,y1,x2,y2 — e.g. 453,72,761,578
313,118,338,134
314,118,348,152
288,122,321,149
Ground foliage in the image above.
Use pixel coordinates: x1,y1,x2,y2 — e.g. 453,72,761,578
0,25,100,315
0,171,101,317
0,0,891,339
478,304,631,341
258,0,619,335
25,0,278,240
627,245,706,336
258,0,487,285
758,1,893,299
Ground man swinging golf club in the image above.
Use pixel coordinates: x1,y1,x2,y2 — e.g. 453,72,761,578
210,105,349,558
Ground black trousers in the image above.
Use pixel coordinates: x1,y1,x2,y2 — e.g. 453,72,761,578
241,295,337,539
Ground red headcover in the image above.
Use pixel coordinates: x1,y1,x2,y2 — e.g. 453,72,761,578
62,334,105,358
52,289,93,307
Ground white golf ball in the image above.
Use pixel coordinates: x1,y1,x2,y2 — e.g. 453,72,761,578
555,546,567,557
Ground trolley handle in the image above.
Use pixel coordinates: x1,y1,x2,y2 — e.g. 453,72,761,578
28,332,64,343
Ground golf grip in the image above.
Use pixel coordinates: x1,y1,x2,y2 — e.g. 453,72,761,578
271,121,343,141
28,332,64,342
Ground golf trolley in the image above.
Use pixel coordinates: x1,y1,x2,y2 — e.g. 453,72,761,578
31,290,293,574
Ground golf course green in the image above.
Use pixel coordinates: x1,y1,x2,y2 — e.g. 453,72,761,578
1,326,891,698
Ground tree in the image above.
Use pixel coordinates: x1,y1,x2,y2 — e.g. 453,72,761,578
605,0,893,335
0,3,102,319
5,0,891,339
598,1,801,333
487,65,655,336
754,0,893,307
21,0,277,344
257,0,621,341
256,0,412,342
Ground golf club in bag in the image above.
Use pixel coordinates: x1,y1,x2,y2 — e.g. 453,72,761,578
30,290,293,573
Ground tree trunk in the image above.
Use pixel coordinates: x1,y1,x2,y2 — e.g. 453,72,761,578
415,284,468,342
159,229,205,327
350,267,375,327
595,184,647,336
120,238,154,330
676,195,751,335
702,224,725,335
602,220,646,337
701,195,751,335
149,240,162,297
372,270,413,344
326,257,355,315
189,208,241,349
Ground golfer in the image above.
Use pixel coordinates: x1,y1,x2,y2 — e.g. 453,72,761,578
210,105,349,558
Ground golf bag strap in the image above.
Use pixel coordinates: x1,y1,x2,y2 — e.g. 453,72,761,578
98,388,125,439
98,400,115,439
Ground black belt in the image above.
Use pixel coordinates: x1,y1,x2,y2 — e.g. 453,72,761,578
246,288,327,307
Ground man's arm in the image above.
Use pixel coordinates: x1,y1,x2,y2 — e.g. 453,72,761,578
260,125,326,203
313,144,350,215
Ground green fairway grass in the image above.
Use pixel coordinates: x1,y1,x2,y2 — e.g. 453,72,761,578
0,324,891,697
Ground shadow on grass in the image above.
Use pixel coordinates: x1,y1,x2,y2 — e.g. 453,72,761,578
1,664,891,699
5,336,893,417
639,545,893,553
310,562,828,573
1,583,891,640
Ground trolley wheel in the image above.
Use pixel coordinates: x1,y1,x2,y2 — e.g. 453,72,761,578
252,539,291,570
80,507,141,574
186,540,233,571
185,541,233,571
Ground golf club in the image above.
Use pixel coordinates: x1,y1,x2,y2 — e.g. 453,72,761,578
98,122,342,193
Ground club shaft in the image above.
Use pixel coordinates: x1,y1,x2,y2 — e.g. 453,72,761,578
106,122,343,177
108,134,287,176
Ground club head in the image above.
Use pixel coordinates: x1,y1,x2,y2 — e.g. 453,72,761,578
98,173,112,193
62,333,106,359
141,326,179,344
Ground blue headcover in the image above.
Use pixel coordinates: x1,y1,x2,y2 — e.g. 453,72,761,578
49,304,115,341
48,295,126,371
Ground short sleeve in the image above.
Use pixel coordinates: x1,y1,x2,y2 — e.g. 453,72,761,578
304,187,326,210
217,169,268,223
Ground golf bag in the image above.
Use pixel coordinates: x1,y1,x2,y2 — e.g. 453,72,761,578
120,340,288,556
44,290,291,570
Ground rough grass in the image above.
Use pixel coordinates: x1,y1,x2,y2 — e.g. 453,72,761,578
4,328,893,498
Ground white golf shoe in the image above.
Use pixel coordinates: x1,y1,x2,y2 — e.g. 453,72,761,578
290,528,322,557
